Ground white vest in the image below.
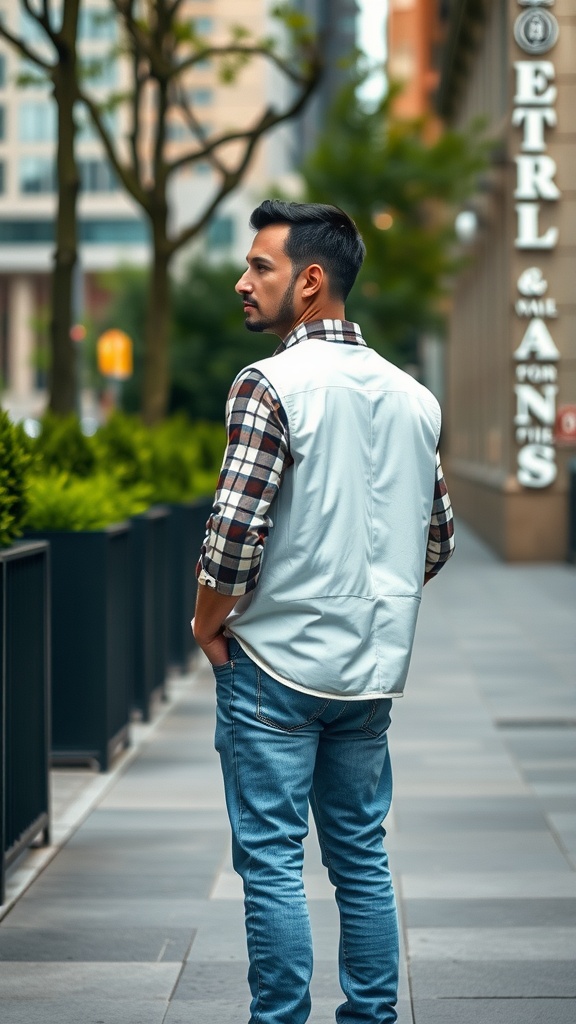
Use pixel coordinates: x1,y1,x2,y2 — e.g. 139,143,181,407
226,337,441,699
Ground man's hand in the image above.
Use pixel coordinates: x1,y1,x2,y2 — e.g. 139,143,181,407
191,620,230,667
193,584,240,667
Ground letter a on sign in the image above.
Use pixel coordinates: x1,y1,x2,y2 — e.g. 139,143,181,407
513,318,560,361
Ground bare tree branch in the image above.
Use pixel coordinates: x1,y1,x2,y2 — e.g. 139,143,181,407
79,90,151,212
22,0,54,45
166,125,267,257
0,22,51,70
176,44,314,88
172,87,227,175
165,50,320,181
167,0,187,18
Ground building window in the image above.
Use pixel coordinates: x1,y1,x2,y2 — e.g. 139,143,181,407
166,120,189,141
0,162,5,194
207,215,234,249
338,14,356,34
81,56,118,88
19,157,56,193
79,158,118,192
0,54,6,88
80,218,149,243
193,18,213,34
75,103,117,141
19,101,57,142
20,9,48,44
188,88,213,106
78,7,118,40
0,218,149,243
17,59,49,88
0,105,4,140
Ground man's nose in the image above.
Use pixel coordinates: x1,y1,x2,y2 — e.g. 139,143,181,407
235,272,251,294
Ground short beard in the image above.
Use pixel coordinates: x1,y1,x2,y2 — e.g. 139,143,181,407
245,272,298,334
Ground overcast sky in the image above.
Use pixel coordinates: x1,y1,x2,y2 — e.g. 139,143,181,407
356,0,388,102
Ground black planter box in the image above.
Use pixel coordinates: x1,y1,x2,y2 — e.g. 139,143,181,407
130,506,170,721
167,498,213,674
28,524,132,772
1,540,51,904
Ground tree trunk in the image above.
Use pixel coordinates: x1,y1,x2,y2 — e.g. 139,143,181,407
48,60,79,415
142,227,172,425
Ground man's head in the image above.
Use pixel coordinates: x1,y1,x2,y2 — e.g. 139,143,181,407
235,200,366,338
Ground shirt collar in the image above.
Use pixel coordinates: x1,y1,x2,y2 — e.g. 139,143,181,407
274,319,366,355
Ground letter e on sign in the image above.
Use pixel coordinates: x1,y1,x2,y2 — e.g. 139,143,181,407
554,405,576,447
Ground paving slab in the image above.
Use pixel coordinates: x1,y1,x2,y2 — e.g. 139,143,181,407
409,959,576,998
407,925,576,960
403,897,576,927
0,961,181,999
0,925,195,962
411,999,576,1024
0,999,171,1024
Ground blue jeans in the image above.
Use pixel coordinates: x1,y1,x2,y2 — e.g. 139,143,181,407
214,638,398,1024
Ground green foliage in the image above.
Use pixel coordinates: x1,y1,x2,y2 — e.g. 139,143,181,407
170,261,275,420
148,415,226,504
93,412,154,492
90,261,276,421
20,411,224,532
302,80,489,361
0,410,33,548
32,413,98,477
24,472,151,532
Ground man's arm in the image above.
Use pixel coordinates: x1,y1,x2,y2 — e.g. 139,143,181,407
193,586,240,666
423,451,455,584
193,368,290,666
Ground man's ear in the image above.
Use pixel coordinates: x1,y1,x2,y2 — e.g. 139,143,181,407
301,263,324,298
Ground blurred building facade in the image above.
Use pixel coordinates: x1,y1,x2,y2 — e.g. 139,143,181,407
437,0,575,561
387,0,447,133
386,0,449,407
0,0,358,418
296,0,359,152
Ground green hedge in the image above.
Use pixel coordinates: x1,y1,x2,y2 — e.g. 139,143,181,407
22,412,225,533
0,410,33,548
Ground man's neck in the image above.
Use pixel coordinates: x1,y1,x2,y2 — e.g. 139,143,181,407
282,303,347,340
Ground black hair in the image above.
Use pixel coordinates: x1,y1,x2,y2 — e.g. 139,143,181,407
249,200,366,301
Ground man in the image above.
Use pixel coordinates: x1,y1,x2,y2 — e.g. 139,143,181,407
193,200,454,1024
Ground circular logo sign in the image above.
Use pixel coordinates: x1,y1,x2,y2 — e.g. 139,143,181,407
514,10,559,54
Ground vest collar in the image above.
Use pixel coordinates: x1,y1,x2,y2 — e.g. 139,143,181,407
275,319,366,355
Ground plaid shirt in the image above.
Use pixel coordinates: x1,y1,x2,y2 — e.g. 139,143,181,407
199,319,455,597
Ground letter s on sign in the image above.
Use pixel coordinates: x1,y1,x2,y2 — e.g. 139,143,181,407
517,443,557,488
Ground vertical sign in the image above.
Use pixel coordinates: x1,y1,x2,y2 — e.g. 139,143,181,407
512,0,560,488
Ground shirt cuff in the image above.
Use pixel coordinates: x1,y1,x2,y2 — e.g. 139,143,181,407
197,567,218,589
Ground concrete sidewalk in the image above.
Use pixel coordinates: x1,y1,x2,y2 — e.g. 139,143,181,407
0,522,574,1024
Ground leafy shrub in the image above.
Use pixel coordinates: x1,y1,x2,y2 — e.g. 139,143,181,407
20,411,224,534
33,413,98,477
0,410,33,548
148,415,226,504
24,472,151,532
93,412,154,492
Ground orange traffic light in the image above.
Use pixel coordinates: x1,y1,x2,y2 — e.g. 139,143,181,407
97,329,133,380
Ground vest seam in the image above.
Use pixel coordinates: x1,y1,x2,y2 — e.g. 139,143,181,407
368,394,382,692
278,593,422,601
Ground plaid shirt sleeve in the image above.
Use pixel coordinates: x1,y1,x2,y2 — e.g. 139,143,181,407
197,369,291,597
425,451,455,576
